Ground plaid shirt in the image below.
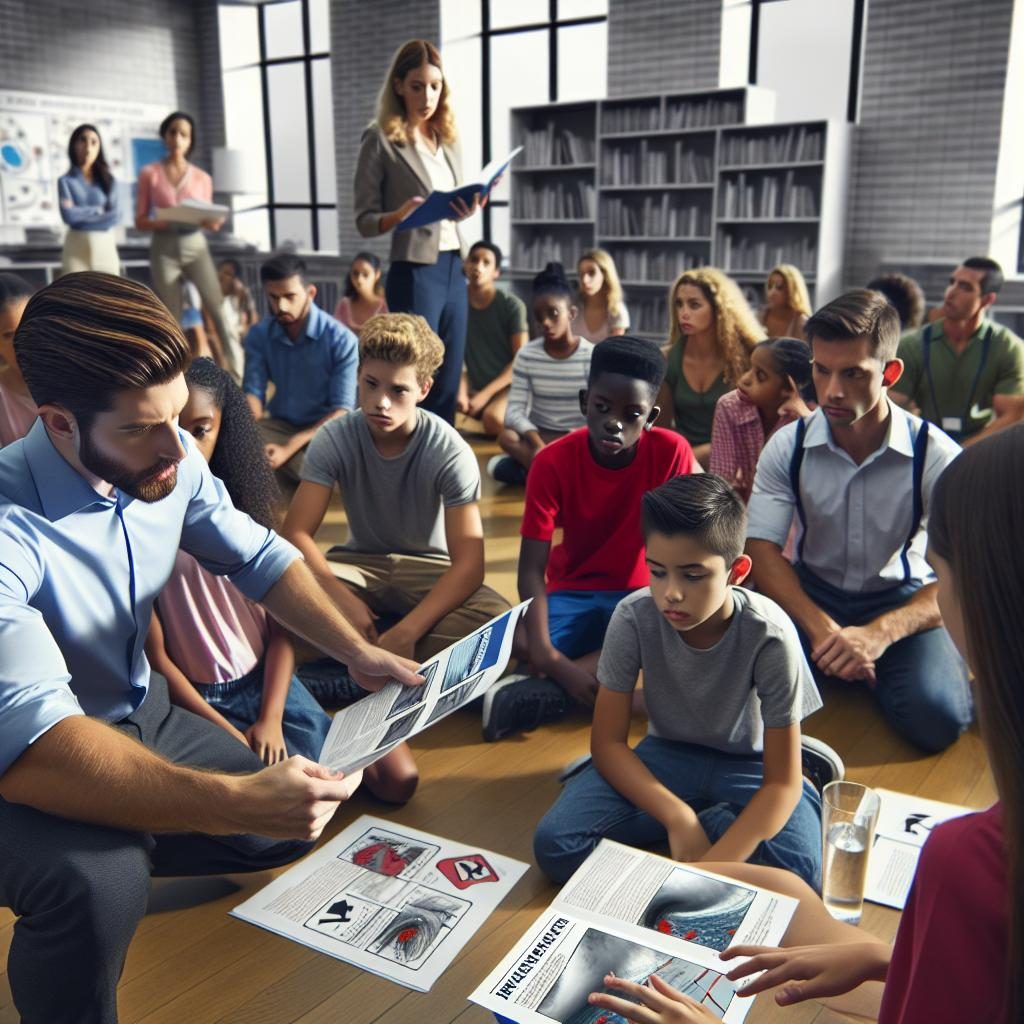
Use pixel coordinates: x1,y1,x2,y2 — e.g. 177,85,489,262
709,389,765,501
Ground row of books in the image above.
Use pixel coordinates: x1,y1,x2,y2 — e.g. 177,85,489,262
600,143,713,186
517,125,595,167
602,246,708,284
600,196,712,238
511,231,594,272
511,181,596,221
601,103,661,133
719,232,817,273
720,126,825,166
666,97,743,129
719,172,819,219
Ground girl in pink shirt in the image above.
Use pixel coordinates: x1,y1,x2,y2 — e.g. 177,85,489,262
0,274,38,447
334,251,388,335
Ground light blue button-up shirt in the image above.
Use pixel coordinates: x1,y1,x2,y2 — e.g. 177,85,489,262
57,168,121,231
0,420,301,775
747,401,960,593
242,302,358,427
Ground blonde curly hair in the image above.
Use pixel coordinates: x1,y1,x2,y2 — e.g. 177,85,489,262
766,263,812,319
667,267,763,384
376,40,456,146
359,313,445,386
578,248,625,321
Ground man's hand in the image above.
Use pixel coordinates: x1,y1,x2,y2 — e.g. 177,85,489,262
265,443,289,469
346,641,423,692
246,718,288,766
812,624,887,684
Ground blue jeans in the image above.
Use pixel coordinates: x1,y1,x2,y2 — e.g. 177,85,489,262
533,735,822,889
201,661,333,762
385,251,467,424
546,589,634,659
795,566,972,752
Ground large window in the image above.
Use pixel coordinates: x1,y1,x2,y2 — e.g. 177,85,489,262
443,0,608,257
219,0,336,252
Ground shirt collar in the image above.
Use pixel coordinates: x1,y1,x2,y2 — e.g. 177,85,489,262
23,419,119,520
270,301,326,347
729,389,762,426
803,398,915,459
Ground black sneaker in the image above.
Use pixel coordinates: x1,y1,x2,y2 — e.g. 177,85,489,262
486,454,528,486
801,735,845,796
296,658,366,709
482,674,570,741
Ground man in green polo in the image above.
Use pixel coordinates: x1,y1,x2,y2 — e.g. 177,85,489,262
891,257,1024,445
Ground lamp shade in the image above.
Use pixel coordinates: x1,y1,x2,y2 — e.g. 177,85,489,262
212,147,253,194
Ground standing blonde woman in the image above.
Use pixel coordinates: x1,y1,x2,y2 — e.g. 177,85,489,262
760,262,812,339
353,39,482,424
58,124,121,276
657,266,763,466
571,248,629,343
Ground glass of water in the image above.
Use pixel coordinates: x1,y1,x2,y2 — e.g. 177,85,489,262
821,781,880,924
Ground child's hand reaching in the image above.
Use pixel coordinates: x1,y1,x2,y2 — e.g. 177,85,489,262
588,972,722,1023
666,811,712,862
247,718,288,765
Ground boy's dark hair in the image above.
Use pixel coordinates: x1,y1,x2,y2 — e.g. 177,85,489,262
642,474,747,564
0,272,34,311
589,334,667,397
158,110,196,157
758,336,815,402
532,261,571,301
804,289,900,363
866,272,926,330
468,240,503,268
14,273,190,432
260,252,308,284
185,358,282,529
962,256,1004,296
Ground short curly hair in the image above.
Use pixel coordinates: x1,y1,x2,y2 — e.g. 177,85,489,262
358,312,445,386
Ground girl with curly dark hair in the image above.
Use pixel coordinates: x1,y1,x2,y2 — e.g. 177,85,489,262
143,358,331,764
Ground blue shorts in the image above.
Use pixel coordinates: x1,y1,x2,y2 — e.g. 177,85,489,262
546,589,634,660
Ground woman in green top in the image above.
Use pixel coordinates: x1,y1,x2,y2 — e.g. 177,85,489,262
657,266,763,466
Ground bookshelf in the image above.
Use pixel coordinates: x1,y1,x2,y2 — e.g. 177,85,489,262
508,88,850,341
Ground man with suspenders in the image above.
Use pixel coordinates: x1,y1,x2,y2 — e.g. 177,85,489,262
892,257,1024,445
746,291,972,753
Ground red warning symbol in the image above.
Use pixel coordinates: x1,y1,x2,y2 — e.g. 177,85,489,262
437,854,499,889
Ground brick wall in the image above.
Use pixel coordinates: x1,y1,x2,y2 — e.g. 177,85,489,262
607,0,722,96
844,0,1015,286
330,0,440,260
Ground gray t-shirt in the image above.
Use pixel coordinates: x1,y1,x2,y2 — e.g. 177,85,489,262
301,408,480,559
598,587,822,755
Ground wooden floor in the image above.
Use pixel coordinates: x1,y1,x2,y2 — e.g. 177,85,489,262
0,431,996,1024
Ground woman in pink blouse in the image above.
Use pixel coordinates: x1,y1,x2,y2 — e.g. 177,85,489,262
134,111,234,375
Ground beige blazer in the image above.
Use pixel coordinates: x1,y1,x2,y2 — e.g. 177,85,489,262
353,123,467,265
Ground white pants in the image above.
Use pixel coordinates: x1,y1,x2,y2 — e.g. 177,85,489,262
60,229,121,276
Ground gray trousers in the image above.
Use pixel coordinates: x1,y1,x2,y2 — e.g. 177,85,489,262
0,676,311,1024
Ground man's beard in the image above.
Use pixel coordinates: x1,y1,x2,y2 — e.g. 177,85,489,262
79,430,179,503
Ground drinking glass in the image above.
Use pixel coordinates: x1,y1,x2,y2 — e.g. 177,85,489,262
821,781,880,924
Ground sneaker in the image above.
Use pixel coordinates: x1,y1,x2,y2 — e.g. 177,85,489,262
482,673,570,742
486,454,528,486
558,753,592,784
801,735,845,796
296,658,366,709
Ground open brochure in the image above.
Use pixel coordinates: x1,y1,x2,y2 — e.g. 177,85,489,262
471,840,798,1024
317,600,529,775
397,145,523,230
155,197,229,225
865,788,972,909
231,816,528,992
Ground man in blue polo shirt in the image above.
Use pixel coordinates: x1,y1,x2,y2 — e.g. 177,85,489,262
0,274,419,1023
747,290,971,753
243,252,358,483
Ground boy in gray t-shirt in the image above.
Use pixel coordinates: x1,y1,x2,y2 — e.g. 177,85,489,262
282,313,510,671
534,475,824,888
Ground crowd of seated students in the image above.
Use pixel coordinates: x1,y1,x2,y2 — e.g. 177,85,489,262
1,246,1022,1024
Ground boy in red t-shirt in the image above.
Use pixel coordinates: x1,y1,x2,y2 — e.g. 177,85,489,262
483,335,698,740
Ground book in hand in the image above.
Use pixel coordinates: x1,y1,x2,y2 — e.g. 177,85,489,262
155,198,230,225
471,840,798,1023
396,146,523,231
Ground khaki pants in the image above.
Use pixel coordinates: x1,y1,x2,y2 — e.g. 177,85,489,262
326,549,511,663
257,416,308,484
61,229,121,276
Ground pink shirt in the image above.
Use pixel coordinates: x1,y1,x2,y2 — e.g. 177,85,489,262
135,161,213,220
709,389,765,498
879,804,1007,1024
333,295,388,335
157,549,268,685
0,378,38,447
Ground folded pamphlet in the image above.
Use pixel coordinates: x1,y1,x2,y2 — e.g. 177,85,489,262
155,197,229,225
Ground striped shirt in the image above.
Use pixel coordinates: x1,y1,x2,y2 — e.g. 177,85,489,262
504,337,594,435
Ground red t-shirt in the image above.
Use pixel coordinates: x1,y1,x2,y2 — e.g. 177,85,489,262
521,427,696,593
879,803,1008,1024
